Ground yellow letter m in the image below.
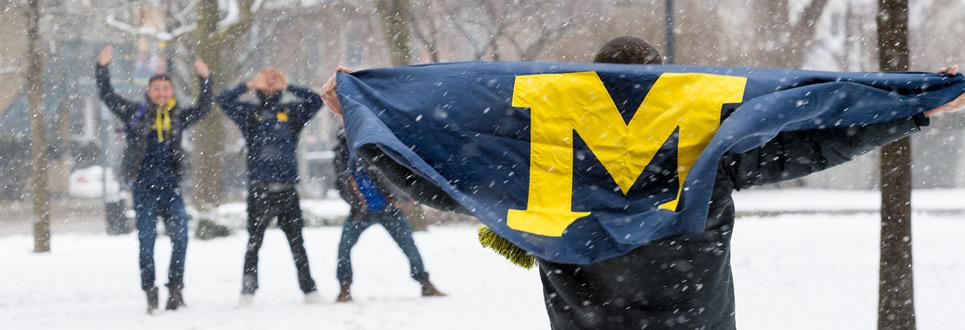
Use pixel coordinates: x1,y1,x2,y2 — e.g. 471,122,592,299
506,71,747,237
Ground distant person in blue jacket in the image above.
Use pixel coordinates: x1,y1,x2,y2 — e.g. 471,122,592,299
332,132,446,302
95,45,212,313
217,67,323,305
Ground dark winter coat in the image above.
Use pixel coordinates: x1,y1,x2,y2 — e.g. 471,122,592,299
356,115,928,330
333,133,402,217
218,83,323,184
95,63,213,186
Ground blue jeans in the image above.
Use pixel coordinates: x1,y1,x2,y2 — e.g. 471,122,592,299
133,185,189,290
336,208,429,284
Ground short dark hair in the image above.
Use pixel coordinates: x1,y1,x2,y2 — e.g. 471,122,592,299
593,37,663,65
148,74,173,86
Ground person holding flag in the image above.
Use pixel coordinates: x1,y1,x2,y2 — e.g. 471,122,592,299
331,130,447,303
95,45,212,313
320,36,965,329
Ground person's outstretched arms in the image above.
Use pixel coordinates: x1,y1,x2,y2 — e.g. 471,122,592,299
217,73,260,130
722,116,926,189
181,58,213,127
95,45,137,122
925,65,965,117
725,65,965,189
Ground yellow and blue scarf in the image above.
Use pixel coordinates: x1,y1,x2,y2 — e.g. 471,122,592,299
152,98,176,141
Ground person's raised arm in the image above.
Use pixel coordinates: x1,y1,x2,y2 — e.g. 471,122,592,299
321,65,352,116
181,58,214,127
285,83,323,128
95,45,137,122
216,73,261,129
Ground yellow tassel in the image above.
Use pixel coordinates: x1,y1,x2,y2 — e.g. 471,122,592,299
478,226,536,269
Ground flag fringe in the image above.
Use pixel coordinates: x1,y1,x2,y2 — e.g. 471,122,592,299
478,226,536,269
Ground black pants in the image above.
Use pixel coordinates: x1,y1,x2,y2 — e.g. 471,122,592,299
243,183,316,294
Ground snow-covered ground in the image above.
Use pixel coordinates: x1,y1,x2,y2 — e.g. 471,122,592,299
204,199,352,228
734,188,965,213
1,215,963,329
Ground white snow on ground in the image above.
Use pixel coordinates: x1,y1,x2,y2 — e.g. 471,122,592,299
1,215,963,329
734,188,965,212
731,215,965,330
205,199,352,228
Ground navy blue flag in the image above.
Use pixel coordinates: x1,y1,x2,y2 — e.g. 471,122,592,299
336,61,965,264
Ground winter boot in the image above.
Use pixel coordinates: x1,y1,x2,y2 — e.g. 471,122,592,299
165,287,185,311
335,282,352,303
145,287,159,314
420,280,447,297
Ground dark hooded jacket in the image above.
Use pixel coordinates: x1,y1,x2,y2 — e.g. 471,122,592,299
217,83,323,184
354,114,928,330
333,132,403,217
95,63,213,187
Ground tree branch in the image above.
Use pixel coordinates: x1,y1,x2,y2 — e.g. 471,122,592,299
217,0,256,43
105,13,197,41
788,0,830,50
409,0,442,63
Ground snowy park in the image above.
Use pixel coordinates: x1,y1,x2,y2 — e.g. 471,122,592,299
3,0,965,329
2,191,965,329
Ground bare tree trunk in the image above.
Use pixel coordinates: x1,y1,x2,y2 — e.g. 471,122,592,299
409,1,441,63
876,0,916,328
192,0,227,212
376,0,428,231
376,0,414,66
192,0,255,212
753,0,829,68
25,0,51,253
784,0,830,65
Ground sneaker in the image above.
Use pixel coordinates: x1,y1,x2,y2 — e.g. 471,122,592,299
145,287,159,314
420,280,447,297
238,294,255,308
335,283,352,303
304,291,322,304
165,287,186,311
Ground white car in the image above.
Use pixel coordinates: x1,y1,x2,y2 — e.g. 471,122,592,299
68,166,122,200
